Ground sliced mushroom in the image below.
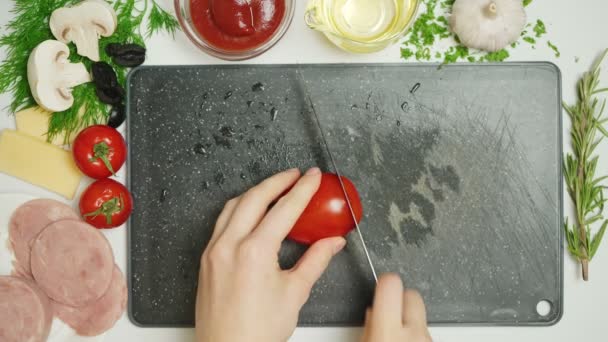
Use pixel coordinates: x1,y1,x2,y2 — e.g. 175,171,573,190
27,40,91,112
50,0,118,61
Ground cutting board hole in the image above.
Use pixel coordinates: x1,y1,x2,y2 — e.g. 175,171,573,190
536,300,552,317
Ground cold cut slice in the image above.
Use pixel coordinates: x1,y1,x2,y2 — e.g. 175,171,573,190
54,265,127,336
0,276,53,342
30,219,114,307
9,199,79,276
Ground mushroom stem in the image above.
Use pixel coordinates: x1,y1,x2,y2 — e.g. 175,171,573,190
485,2,498,18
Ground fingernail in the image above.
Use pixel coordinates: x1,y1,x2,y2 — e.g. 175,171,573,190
333,238,346,255
286,168,299,174
306,167,321,176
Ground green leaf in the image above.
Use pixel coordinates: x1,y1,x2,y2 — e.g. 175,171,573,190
590,221,608,259
523,0,533,7
533,20,547,38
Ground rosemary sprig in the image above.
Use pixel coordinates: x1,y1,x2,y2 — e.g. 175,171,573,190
0,0,179,143
563,49,608,281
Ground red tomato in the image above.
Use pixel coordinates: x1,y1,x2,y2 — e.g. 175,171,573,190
288,173,363,245
73,125,127,179
79,179,133,229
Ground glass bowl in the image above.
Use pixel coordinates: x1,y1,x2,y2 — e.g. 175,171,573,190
174,0,295,61
304,0,420,53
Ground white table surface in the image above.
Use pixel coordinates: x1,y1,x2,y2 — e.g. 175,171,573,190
1,0,607,341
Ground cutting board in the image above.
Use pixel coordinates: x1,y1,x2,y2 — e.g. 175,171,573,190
127,63,563,327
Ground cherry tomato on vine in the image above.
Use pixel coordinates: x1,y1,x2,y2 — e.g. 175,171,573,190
288,173,363,245
73,125,126,179
79,178,133,229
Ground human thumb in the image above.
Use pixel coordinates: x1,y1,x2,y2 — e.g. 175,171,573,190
289,237,346,295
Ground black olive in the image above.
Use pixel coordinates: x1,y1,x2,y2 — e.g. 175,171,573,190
92,62,119,89
105,43,147,68
113,53,146,68
96,86,125,105
108,103,126,128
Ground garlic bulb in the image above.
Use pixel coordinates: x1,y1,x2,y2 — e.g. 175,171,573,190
449,0,527,52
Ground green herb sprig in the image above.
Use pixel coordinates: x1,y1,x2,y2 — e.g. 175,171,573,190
563,49,608,281
401,0,557,63
0,0,179,143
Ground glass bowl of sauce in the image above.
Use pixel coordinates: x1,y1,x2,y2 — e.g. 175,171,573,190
305,0,419,53
175,0,295,60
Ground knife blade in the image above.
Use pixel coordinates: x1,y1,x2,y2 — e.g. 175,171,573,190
301,83,379,283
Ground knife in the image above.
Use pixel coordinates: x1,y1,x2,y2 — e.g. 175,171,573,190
300,75,379,283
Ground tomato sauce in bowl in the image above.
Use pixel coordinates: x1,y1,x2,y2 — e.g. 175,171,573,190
190,0,286,52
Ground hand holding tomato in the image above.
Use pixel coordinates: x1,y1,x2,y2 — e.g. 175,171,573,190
288,173,363,245
80,178,133,229
73,125,127,179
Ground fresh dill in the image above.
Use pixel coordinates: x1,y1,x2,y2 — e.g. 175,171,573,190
401,0,555,64
563,49,608,281
0,0,179,143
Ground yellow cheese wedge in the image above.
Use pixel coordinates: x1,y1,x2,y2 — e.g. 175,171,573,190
0,130,82,199
15,106,67,145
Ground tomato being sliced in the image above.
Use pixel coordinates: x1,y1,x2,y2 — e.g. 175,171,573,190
79,178,133,229
288,173,363,245
73,125,127,179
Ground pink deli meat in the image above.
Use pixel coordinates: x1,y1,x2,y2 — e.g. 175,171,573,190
30,219,114,307
54,265,127,336
9,199,79,277
0,276,53,342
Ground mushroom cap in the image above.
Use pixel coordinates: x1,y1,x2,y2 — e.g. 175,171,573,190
50,0,118,61
27,40,91,112
450,0,527,52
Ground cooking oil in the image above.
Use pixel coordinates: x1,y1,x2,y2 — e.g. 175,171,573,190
305,0,418,53
332,0,397,41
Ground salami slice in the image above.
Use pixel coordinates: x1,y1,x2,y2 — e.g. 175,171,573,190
0,276,53,342
9,199,79,276
54,265,127,336
30,220,114,307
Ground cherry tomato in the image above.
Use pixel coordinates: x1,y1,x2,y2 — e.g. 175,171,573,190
79,179,133,229
288,173,363,245
73,125,127,179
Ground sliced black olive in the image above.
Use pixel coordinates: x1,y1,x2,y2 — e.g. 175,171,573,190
113,53,146,68
96,86,125,105
92,62,119,89
108,103,126,128
105,43,146,57
105,43,147,68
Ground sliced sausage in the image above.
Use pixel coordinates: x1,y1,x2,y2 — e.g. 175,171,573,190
9,199,79,276
30,220,114,307
0,276,53,342
54,265,127,336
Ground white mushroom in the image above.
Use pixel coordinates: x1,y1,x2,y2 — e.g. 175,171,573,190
27,40,91,112
449,0,527,52
50,0,117,61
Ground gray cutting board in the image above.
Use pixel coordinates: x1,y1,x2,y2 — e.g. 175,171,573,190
127,63,563,327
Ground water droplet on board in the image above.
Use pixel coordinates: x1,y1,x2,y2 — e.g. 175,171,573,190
220,126,235,137
202,92,209,100
410,83,421,94
246,100,253,107
401,101,409,112
396,120,401,126
376,115,382,121
252,82,265,92
202,181,210,190
193,143,207,155
351,104,359,110
224,91,233,100
240,173,247,180
254,124,264,129
215,173,226,185
270,107,278,121
160,189,168,202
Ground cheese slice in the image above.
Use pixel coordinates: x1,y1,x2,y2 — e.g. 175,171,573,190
0,130,82,199
15,106,67,145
